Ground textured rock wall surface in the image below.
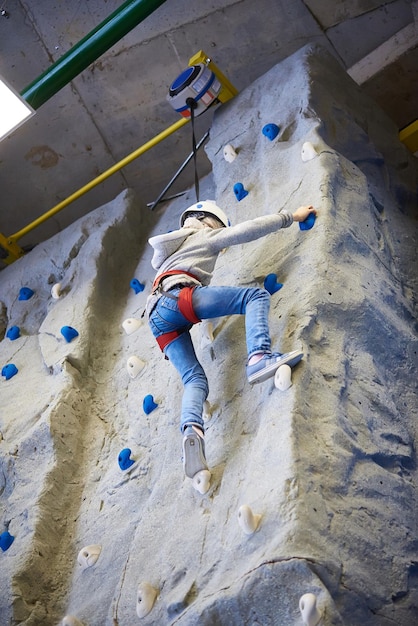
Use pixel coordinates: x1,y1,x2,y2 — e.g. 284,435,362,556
0,44,417,625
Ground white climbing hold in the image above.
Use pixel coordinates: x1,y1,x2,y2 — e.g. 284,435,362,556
223,144,237,163
274,364,292,391
192,469,211,494
122,317,142,335
200,320,214,350
299,593,322,626
238,504,261,535
77,544,102,569
203,400,212,422
136,582,158,618
51,283,62,299
61,616,84,626
301,141,317,162
127,356,146,379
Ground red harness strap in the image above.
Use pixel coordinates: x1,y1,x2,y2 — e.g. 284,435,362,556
156,330,181,352
155,287,202,354
153,272,202,353
152,269,200,293
178,286,201,324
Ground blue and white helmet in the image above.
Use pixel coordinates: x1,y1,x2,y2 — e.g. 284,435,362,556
180,200,229,228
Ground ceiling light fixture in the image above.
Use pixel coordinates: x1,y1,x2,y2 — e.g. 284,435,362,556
0,74,34,141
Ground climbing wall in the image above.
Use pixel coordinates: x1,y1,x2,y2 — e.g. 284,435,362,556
0,44,417,626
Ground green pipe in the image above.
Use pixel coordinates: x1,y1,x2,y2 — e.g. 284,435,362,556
21,0,168,109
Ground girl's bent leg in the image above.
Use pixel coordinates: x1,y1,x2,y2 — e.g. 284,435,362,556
192,285,271,357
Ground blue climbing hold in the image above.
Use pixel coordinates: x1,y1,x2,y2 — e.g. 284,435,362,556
0,531,14,551
61,326,79,342
118,448,135,471
6,326,20,341
262,123,280,141
130,278,145,294
233,182,249,202
264,273,283,295
1,364,18,380
18,287,34,301
143,394,158,415
299,212,316,231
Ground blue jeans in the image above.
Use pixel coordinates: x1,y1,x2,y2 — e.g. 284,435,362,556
148,285,271,432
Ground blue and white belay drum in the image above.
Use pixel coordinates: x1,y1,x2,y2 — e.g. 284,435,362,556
167,63,222,118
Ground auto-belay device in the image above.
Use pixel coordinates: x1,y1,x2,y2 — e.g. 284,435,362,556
167,63,221,118
167,63,222,202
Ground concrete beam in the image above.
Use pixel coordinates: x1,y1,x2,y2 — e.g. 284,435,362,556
347,3,418,84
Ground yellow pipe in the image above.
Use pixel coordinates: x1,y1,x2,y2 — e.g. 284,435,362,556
9,117,189,243
4,50,237,261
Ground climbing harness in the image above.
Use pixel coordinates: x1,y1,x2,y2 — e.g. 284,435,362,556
151,270,202,353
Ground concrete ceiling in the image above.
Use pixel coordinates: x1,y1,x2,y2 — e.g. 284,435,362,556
0,0,417,259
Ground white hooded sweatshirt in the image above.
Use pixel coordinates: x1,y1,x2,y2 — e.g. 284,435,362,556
146,210,293,317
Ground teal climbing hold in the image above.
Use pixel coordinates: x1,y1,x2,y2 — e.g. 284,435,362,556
130,279,145,294
143,394,158,415
299,212,316,231
18,287,34,300
118,448,135,471
6,326,20,340
0,531,14,551
264,274,283,295
61,326,79,342
233,183,248,201
262,123,280,141
1,364,18,380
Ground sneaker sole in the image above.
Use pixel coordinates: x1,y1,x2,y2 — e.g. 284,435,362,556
183,431,208,478
248,350,303,384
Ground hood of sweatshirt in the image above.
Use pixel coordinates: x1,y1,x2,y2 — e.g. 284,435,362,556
148,228,196,270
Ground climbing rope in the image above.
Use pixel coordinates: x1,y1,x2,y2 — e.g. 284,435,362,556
186,97,200,203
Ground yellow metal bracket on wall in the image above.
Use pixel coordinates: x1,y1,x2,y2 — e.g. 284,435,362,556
188,50,238,104
0,232,25,265
399,119,418,154
0,50,237,265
